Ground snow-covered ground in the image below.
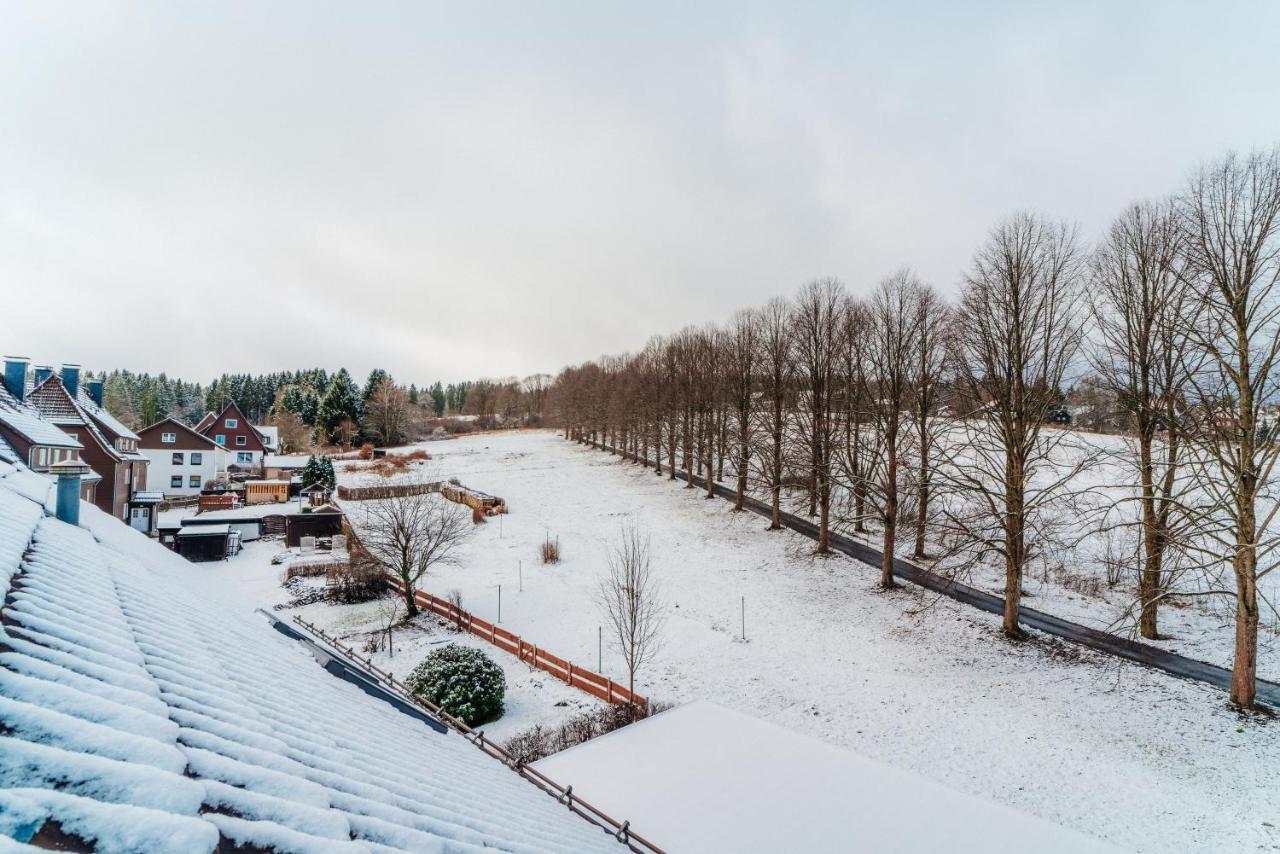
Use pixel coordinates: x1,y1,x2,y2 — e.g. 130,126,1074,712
198,430,1279,852
535,700,1123,854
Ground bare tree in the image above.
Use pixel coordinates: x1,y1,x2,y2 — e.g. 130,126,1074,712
1090,199,1190,640
362,483,473,618
597,524,664,704
727,309,760,510
866,271,924,588
752,297,793,529
361,377,411,446
950,212,1087,638
791,279,846,553
1177,147,1280,708
910,285,949,559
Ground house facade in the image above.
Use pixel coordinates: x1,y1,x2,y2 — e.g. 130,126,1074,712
0,356,100,503
137,416,231,496
195,401,268,473
25,363,152,532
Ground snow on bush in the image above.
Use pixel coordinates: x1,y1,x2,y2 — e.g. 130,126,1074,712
405,644,505,726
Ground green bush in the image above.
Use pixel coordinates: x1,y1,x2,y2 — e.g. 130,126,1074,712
406,644,505,726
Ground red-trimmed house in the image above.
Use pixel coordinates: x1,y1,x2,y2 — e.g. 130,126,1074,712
195,401,268,473
25,364,155,533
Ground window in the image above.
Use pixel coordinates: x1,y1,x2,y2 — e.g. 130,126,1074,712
161,432,176,443
172,452,183,465
36,448,48,467
235,435,247,446
215,435,225,445
170,475,182,489
225,418,238,428
191,452,202,465
189,475,201,488
237,452,253,463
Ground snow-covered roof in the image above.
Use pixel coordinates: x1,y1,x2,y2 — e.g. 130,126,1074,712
256,425,279,448
76,388,141,442
0,407,82,450
0,456,618,852
264,454,309,469
535,701,1122,854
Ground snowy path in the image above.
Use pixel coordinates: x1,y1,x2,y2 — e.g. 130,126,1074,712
596,440,1280,708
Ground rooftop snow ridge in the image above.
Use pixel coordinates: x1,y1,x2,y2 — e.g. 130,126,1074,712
0,459,619,852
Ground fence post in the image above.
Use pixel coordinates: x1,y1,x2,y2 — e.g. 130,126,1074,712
607,680,613,703
567,661,574,687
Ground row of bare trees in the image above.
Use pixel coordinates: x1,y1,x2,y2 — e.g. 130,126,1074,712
548,146,1280,709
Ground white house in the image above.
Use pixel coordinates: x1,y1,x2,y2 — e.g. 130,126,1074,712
137,416,232,496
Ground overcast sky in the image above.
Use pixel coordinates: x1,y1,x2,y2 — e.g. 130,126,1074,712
3,2,1279,385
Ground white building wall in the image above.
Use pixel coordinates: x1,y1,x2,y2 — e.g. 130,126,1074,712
140,446,229,496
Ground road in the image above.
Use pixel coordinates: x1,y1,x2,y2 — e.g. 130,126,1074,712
592,441,1280,708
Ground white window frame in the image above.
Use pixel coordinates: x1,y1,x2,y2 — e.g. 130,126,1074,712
161,432,176,443
235,435,247,446
215,435,225,445
225,418,238,428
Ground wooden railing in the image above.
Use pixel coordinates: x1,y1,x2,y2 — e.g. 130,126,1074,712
385,576,645,707
289,616,662,854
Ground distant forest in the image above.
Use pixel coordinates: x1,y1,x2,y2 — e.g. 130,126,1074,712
93,367,552,450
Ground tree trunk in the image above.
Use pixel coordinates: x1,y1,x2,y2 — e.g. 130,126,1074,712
882,432,898,588
1002,453,1025,638
401,581,419,619
1137,427,1160,639
913,421,929,559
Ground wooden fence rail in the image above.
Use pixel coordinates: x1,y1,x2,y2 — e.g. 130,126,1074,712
287,614,662,853
385,575,645,707
336,481,442,501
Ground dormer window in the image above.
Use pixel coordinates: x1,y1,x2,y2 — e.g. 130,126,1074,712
225,418,238,428
161,432,176,443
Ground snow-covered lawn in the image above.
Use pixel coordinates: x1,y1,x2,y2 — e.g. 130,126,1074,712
193,430,1279,852
328,430,1276,854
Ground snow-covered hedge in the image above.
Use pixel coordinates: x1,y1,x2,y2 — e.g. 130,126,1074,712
406,644,505,726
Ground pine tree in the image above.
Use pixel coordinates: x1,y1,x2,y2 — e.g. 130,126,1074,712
315,368,361,444
429,382,446,416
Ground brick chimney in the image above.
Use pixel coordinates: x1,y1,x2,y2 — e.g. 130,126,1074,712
3,356,27,402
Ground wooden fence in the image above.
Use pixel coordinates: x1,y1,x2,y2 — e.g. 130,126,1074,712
385,576,645,707
288,614,662,853
336,481,442,501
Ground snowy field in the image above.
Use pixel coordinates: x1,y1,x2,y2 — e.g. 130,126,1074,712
207,430,1278,853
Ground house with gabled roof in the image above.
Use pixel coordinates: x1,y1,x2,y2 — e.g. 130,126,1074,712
194,401,270,473
0,452,627,853
23,363,153,532
137,416,232,496
0,357,100,504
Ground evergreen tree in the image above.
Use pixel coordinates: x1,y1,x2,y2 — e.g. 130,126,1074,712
362,369,390,404
315,368,361,443
429,381,446,416
408,384,419,406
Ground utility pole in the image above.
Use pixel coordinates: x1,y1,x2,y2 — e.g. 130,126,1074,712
598,625,602,671
741,596,746,642
498,584,502,623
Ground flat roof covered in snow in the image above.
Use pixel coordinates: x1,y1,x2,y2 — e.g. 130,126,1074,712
534,701,1124,854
